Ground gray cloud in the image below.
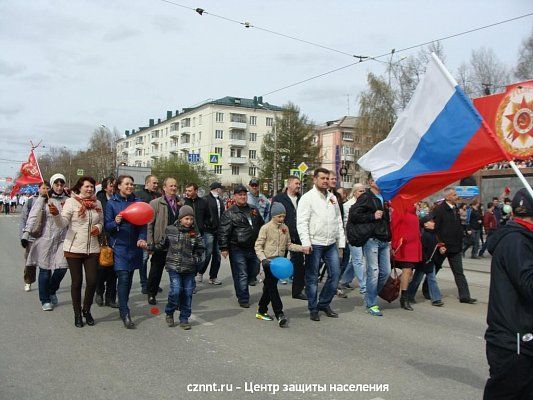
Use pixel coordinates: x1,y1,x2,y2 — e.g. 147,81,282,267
102,27,142,42
0,60,26,77
0,104,23,118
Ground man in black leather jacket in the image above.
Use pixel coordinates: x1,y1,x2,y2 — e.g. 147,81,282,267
219,185,264,307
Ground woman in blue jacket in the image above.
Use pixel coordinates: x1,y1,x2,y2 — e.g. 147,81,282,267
105,175,147,329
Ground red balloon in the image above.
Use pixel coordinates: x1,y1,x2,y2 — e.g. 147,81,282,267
119,202,154,225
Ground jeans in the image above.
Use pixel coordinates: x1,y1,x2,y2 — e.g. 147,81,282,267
147,251,167,297
290,251,305,297
165,271,195,322
304,243,341,313
407,268,441,302
363,238,391,308
463,229,481,257
199,232,221,279
38,267,67,304
341,245,365,293
479,230,494,257
228,247,259,304
96,265,117,302
116,270,134,318
138,250,149,290
434,251,471,300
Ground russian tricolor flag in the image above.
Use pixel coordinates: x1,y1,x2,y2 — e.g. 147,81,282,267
358,53,509,210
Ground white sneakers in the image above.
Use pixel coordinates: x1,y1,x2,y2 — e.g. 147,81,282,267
24,283,31,292
42,303,53,311
196,274,203,283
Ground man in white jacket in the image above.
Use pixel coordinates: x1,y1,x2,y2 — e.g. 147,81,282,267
297,167,345,321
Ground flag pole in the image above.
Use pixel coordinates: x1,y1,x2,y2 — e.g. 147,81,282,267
509,161,533,199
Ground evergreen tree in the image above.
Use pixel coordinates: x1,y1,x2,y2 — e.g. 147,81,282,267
151,156,215,193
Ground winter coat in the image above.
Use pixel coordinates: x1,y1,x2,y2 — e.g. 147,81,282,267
147,195,180,247
53,196,103,254
416,227,440,273
485,220,533,357
433,201,464,254
391,206,422,263
467,207,482,231
254,220,304,261
218,204,264,250
272,192,301,244
296,186,346,248
19,195,36,241
134,188,160,204
105,194,147,272
157,223,205,274
346,189,390,247
22,193,68,270
184,196,211,234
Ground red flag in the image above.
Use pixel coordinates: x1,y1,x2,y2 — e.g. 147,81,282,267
14,150,43,187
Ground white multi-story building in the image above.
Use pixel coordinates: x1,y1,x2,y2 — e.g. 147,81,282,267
116,96,282,186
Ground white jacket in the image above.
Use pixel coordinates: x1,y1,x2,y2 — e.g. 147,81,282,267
297,186,345,248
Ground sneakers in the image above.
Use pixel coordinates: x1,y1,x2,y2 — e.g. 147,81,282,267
339,282,355,290
180,321,192,330
366,305,383,316
50,294,58,306
208,279,222,285
336,289,348,298
279,280,288,285
277,314,288,327
432,300,444,307
196,274,203,283
42,303,53,311
256,312,273,321
239,302,250,308
148,296,157,305
165,314,175,327
24,283,31,292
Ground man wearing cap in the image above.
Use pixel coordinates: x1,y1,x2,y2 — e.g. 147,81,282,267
272,175,307,300
247,179,270,223
219,185,264,308
146,177,181,305
483,188,533,399
199,182,225,285
297,167,345,321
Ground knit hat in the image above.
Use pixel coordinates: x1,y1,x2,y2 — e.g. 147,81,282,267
271,202,286,217
512,188,533,217
178,205,194,220
50,173,66,187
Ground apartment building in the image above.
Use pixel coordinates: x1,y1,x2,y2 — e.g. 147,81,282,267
116,96,282,186
316,116,381,188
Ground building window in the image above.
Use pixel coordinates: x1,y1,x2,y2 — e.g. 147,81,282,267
230,131,245,140
249,150,256,159
214,147,223,157
124,142,130,148
342,132,353,141
232,166,240,175
249,167,257,177
199,114,202,125
135,149,142,156
266,117,274,127
230,113,246,123
249,116,257,126
230,148,242,157
216,112,224,122
249,132,257,141
214,165,222,175
215,130,223,139
342,174,353,183
181,118,191,128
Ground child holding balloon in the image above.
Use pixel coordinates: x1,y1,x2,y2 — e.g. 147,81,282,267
254,203,308,327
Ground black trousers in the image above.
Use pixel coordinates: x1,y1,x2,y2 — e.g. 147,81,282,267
425,251,471,300
147,250,167,297
484,343,533,400
290,251,305,297
66,255,98,313
96,265,117,301
258,264,283,317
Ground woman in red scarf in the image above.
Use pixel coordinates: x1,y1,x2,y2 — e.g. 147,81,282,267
51,176,103,327
391,204,422,311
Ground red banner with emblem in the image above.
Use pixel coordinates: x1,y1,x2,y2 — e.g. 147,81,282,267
11,150,44,195
473,80,533,159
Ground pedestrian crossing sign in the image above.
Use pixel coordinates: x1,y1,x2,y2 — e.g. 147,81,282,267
289,169,301,179
208,153,221,165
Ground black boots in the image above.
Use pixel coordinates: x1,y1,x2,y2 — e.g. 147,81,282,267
400,290,414,311
83,310,95,326
122,314,135,329
95,293,104,307
74,313,84,328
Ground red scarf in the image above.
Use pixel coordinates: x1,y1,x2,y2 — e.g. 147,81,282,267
73,193,101,218
514,218,533,231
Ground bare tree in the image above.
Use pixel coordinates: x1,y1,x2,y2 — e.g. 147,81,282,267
467,47,510,96
515,29,533,81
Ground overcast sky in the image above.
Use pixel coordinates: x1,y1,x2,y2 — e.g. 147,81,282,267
1,0,531,178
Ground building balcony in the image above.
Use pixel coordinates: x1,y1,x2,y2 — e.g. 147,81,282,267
230,121,247,130
135,143,143,149
180,141,192,150
169,130,179,139
170,149,179,155
150,155,159,160
229,138,247,147
229,157,247,165
151,138,159,145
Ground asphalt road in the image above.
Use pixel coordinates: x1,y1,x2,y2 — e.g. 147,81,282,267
0,213,491,400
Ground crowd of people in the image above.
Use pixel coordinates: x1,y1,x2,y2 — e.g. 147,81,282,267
12,167,533,398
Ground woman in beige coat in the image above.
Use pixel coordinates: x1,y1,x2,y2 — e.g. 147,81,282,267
51,176,103,328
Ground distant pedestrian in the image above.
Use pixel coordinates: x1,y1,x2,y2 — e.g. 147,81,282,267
247,179,270,223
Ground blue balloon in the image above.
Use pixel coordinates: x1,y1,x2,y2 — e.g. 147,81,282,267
270,257,294,280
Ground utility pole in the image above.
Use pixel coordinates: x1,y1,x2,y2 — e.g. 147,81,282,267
273,117,278,195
